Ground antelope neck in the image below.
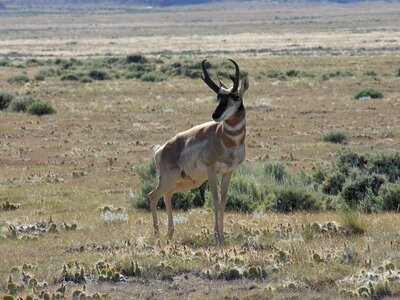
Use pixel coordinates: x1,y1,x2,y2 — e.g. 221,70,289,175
222,107,246,134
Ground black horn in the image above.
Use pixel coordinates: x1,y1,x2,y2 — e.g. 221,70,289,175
201,60,220,94
228,59,240,92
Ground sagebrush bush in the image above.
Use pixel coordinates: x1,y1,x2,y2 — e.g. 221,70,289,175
140,72,166,82
27,101,56,116
61,73,79,81
89,69,110,80
322,172,346,195
0,92,14,110
7,74,30,84
378,183,400,211
364,70,377,76
126,54,147,64
355,88,383,100
269,185,320,212
341,172,386,207
7,96,35,112
264,161,290,183
322,129,347,144
0,59,11,67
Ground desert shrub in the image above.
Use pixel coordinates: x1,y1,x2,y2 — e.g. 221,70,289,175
264,161,290,183
0,58,11,67
0,92,14,110
27,101,56,116
263,70,287,80
322,172,346,195
126,54,147,64
89,69,111,80
366,151,400,182
336,148,367,175
7,96,35,112
269,185,320,212
224,174,264,212
34,72,46,81
378,183,400,211
364,70,377,76
140,72,166,82
7,74,30,84
395,69,400,77
355,88,383,100
321,70,353,81
80,76,93,83
312,164,328,184
341,172,386,207
286,69,300,77
323,129,348,144
61,73,79,81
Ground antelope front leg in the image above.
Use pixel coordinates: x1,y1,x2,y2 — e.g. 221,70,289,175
207,167,221,242
219,172,232,243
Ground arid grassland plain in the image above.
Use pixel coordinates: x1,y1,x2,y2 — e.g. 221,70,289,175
0,2,400,299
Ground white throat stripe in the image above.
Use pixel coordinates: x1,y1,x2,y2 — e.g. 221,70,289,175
223,118,246,132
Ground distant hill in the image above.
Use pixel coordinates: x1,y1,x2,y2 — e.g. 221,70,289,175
0,0,369,8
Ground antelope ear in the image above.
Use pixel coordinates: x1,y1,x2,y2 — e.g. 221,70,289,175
239,76,249,98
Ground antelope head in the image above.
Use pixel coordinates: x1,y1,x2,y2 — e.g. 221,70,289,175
201,59,249,122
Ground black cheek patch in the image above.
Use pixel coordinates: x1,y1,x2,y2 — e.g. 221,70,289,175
212,96,228,119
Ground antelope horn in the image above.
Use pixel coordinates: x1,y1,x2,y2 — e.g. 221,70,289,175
217,76,227,89
228,59,240,92
201,60,220,94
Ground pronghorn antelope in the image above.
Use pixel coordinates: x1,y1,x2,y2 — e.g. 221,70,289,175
148,59,249,243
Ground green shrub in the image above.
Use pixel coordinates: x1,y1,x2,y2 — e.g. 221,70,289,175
264,161,290,183
364,70,377,76
126,54,147,64
366,151,400,182
322,172,346,195
395,69,400,77
27,101,56,116
269,185,320,212
286,69,299,77
79,76,93,83
8,96,35,112
355,88,383,100
224,174,264,212
89,69,111,80
140,72,166,82
34,72,46,81
378,183,400,211
61,73,79,81
0,92,14,110
321,70,353,81
341,172,386,207
322,129,348,144
7,74,30,84
0,59,11,67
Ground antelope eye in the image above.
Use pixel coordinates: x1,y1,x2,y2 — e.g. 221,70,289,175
232,95,241,101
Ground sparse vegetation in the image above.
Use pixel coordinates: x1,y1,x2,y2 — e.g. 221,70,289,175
7,96,35,112
322,129,348,144
1,5,400,299
7,74,30,84
0,92,14,110
355,88,383,100
27,101,56,116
